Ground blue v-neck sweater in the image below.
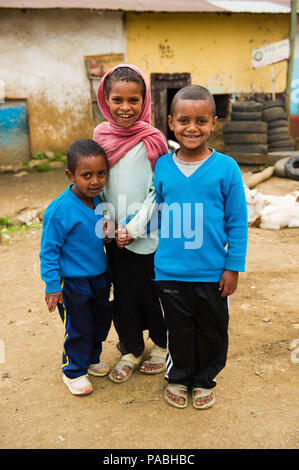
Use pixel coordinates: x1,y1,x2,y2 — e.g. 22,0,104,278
154,150,248,282
40,185,107,293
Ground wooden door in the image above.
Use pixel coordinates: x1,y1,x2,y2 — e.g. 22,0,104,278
151,73,191,139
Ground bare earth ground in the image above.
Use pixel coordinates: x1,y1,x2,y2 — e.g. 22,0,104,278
0,166,298,452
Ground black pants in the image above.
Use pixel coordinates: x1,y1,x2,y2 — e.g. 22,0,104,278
155,281,229,389
106,240,167,358
57,272,112,379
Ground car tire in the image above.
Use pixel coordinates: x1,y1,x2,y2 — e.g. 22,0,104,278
231,111,262,121
267,119,289,129
268,125,290,136
227,152,267,164
225,143,268,154
269,140,295,146
223,121,267,133
231,102,263,112
268,133,293,143
262,106,288,122
285,155,299,180
263,99,285,109
274,157,290,177
224,133,267,144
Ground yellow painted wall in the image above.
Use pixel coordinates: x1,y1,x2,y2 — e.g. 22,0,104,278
127,13,290,95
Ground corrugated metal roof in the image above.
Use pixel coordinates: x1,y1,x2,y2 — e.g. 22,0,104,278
0,0,297,13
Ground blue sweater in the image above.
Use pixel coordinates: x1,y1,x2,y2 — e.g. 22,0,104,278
154,150,248,282
40,185,107,293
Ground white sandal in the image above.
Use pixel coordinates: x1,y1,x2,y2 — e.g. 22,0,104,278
109,354,141,384
140,345,166,375
192,387,215,409
88,362,110,377
62,374,93,396
164,383,188,409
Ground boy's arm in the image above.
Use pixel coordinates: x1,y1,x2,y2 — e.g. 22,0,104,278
219,168,247,297
224,165,248,273
40,212,67,295
117,162,164,246
122,172,159,239
96,193,116,242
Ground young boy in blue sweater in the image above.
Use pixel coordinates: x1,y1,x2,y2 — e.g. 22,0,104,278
40,139,112,396
154,86,248,409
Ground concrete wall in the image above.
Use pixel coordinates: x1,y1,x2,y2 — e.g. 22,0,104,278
0,9,126,157
127,12,290,95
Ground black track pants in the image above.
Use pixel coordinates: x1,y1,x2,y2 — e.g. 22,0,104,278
106,241,167,357
155,281,229,389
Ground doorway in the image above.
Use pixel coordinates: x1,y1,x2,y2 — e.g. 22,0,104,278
151,73,191,140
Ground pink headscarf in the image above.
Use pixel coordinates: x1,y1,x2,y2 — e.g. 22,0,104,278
93,64,168,171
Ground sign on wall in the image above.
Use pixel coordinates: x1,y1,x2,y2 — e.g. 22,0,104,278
252,39,290,68
84,53,125,122
84,53,125,78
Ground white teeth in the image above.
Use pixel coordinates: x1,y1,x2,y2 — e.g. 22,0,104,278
120,114,131,118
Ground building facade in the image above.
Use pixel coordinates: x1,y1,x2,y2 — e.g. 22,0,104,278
0,1,297,163
0,8,125,163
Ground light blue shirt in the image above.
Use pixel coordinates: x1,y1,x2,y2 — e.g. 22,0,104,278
102,141,159,255
154,150,248,281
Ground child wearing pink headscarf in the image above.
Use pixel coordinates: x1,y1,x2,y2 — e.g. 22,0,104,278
93,64,168,383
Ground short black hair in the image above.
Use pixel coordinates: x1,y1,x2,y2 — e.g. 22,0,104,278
67,139,108,174
103,66,146,100
170,85,216,117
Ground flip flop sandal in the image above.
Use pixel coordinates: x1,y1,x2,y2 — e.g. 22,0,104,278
108,359,139,384
88,362,110,377
140,345,166,375
139,355,166,375
164,383,188,409
192,387,216,410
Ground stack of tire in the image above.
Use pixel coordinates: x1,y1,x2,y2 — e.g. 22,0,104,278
223,101,268,164
262,100,296,152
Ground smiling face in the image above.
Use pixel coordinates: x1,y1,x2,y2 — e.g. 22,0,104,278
66,153,108,205
168,99,217,160
104,80,144,128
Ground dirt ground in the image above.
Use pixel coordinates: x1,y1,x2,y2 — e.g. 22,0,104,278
0,165,298,451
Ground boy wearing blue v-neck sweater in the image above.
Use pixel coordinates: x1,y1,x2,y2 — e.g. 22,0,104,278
40,139,112,396
154,86,248,410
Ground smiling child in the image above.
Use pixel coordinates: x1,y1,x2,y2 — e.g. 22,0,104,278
93,64,169,383
153,85,248,410
40,139,112,396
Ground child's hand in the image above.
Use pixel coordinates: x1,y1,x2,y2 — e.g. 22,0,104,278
116,224,134,248
218,271,239,298
103,219,115,243
45,292,63,312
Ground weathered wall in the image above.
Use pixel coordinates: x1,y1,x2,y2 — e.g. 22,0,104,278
127,12,290,95
0,9,125,156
